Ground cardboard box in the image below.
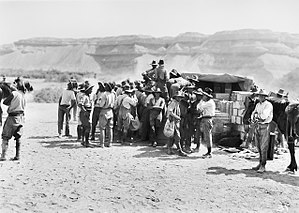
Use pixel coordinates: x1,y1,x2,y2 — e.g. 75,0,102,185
231,116,236,123
215,93,230,101
235,116,243,124
233,108,238,116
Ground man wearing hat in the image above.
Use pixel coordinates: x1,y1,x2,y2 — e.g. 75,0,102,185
197,87,215,158
75,83,85,141
138,87,154,141
0,78,33,161
97,83,115,148
241,87,258,148
192,88,204,152
251,89,273,173
182,85,198,153
166,91,188,157
115,88,138,144
142,60,157,86
116,81,130,97
148,87,166,147
78,85,94,147
276,88,288,99
154,60,169,102
58,81,76,138
168,71,192,99
90,82,106,140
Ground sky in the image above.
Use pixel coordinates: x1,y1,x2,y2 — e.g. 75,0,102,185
0,0,298,44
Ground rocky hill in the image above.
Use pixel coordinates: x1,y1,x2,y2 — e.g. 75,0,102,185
0,29,299,97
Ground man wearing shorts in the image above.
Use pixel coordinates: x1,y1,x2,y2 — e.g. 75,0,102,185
0,78,33,161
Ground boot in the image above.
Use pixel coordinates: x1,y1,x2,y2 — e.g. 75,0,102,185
99,129,105,148
107,128,113,147
252,163,261,170
116,129,122,143
178,149,188,157
77,125,83,141
202,147,212,158
193,136,201,152
122,132,128,145
84,132,92,147
65,125,70,137
0,140,8,161
12,139,20,161
257,165,266,173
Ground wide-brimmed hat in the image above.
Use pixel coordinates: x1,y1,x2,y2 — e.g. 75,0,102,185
170,69,181,78
150,60,158,66
124,88,136,93
255,89,268,96
98,81,105,89
202,87,213,98
104,82,112,92
185,85,196,90
194,88,204,95
187,75,200,83
84,85,94,93
250,85,258,93
84,81,90,89
173,91,185,99
152,88,162,93
24,81,33,92
78,83,85,91
158,59,164,65
123,83,130,90
277,88,287,97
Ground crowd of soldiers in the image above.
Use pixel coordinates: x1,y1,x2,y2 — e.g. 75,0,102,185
58,60,216,157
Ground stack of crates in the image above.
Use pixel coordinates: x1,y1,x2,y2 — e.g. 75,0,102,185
217,100,233,115
230,91,252,124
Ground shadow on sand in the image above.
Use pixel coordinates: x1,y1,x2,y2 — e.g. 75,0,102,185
133,146,203,160
37,137,150,150
39,139,85,149
207,166,299,187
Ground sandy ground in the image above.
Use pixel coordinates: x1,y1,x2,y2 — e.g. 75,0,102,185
0,103,299,213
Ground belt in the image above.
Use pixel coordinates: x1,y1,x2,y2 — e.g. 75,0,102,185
201,116,212,119
102,107,113,110
257,123,270,126
60,104,70,107
8,111,24,116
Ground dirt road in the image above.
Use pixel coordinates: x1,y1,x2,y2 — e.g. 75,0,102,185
0,103,298,212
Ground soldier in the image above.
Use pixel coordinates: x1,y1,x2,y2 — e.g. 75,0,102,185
192,88,204,152
197,87,216,158
139,87,154,142
142,60,157,86
179,92,190,153
75,83,85,141
90,82,105,140
166,91,188,157
58,81,76,137
116,88,138,144
0,78,33,161
78,85,94,147
181,85,196,153
98,83,115,148
148,88,166,147
251,89,273,173
154,60,169,102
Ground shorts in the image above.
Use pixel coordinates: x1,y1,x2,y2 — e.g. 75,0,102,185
99,109,114,130
2,115,24,140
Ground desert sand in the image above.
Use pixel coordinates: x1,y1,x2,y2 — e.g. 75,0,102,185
0,103,298,213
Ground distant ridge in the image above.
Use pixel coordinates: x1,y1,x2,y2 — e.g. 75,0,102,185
1,29,299,97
